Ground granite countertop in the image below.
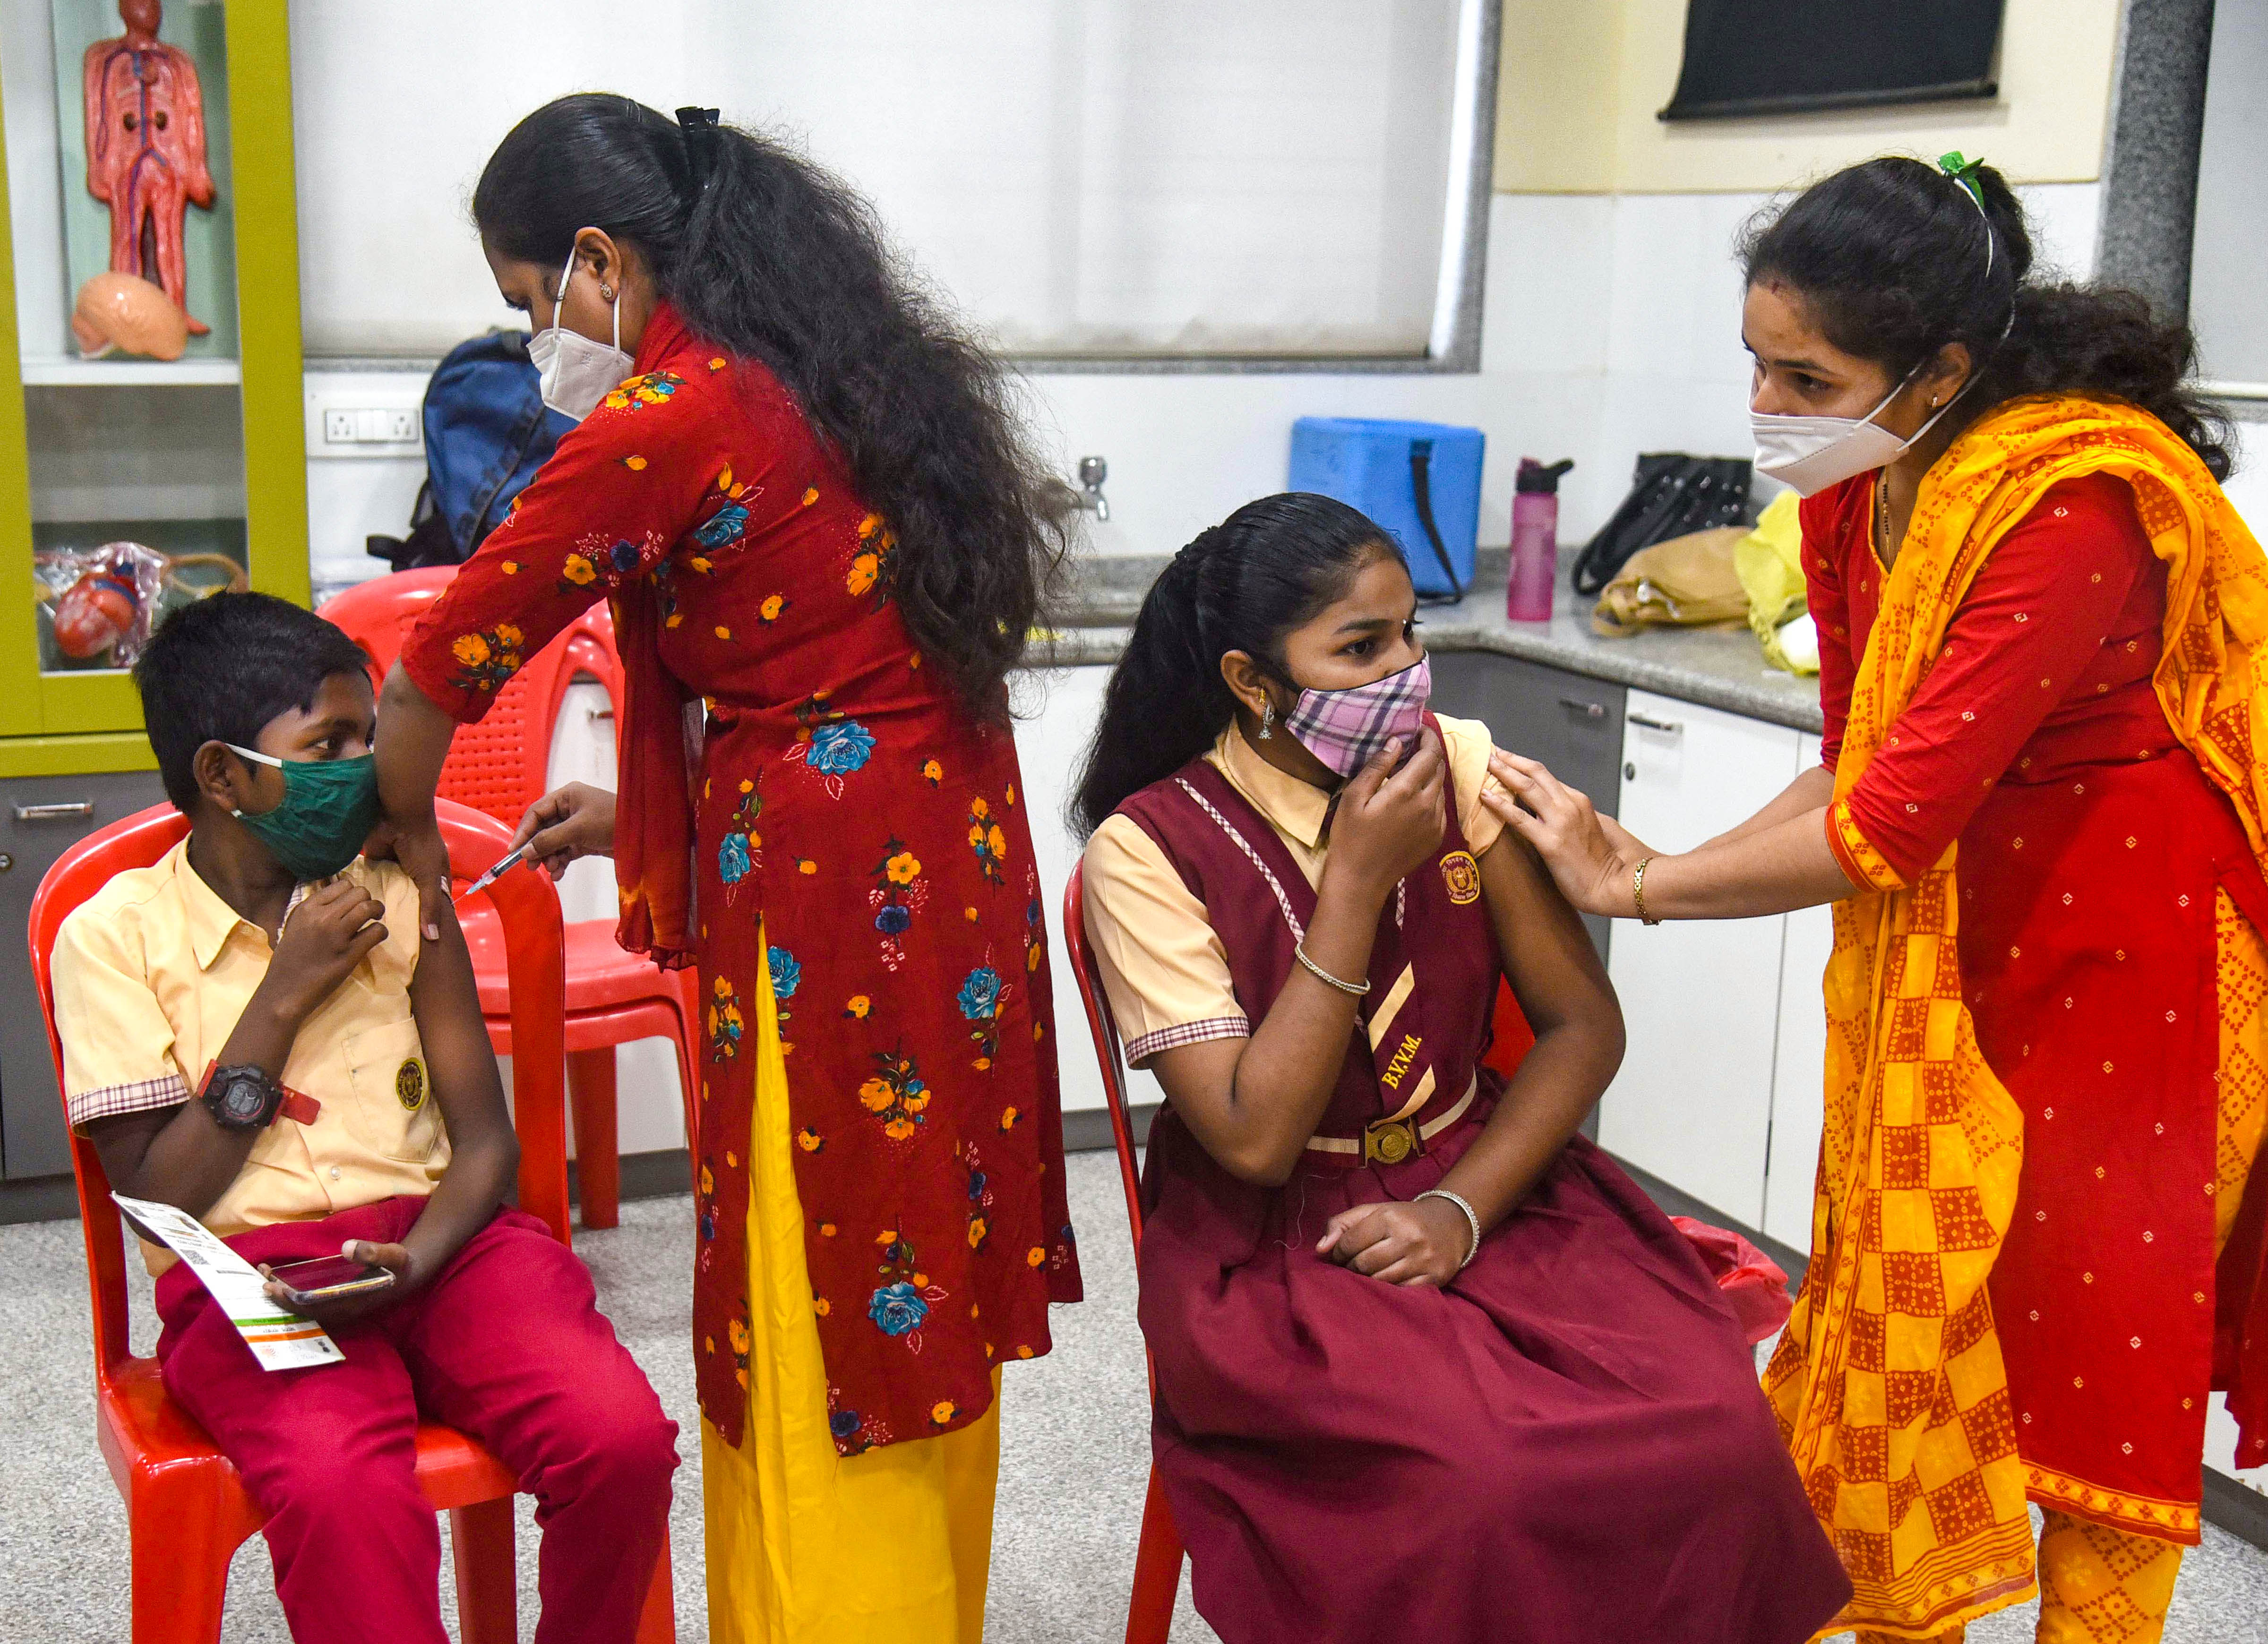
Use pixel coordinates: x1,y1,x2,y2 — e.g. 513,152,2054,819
1046,546,1825,735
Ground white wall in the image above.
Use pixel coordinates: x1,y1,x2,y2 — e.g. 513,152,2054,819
2192,0,2268,385
308,181,2107,590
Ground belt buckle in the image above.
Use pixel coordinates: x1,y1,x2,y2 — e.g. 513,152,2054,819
1364,1118,1418,1165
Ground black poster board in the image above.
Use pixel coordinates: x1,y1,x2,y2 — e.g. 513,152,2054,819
1659,0,2006,121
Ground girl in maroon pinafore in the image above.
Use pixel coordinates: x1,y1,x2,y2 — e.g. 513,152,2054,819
1075,494,1849,1644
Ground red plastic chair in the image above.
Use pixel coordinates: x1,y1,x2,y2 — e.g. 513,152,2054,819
320,571,702,1228
1063,863,1186,1643
28,799,675,1644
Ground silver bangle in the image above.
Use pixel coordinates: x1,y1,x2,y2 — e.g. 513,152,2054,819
1414,1188,1482,1271
1294,942,1369,997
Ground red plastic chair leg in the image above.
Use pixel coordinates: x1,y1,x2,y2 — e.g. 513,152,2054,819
670,969,702,1159
130,1506,235,1644
1126,1465,1184,1644
568,1047,621,1230
635,1533,677,1643
451,1497,518,1644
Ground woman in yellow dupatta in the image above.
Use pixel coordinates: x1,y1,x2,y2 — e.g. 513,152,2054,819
1486,155,2268,1644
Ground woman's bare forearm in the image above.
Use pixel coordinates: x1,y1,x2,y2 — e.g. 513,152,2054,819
1636,806,1858,918
1220,872,1390,1181
1435,1018,1617,1233
1695,763,1835,853
378,663,458,826
1437,835,1623,1231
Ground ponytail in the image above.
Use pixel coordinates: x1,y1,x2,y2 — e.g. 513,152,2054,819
1741,155,2234,480
1071,494,1389,835
473,94,1065,719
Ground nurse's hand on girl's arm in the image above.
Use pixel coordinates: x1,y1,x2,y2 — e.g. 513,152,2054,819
509,783,618,879
1316,1197,1471,1287
1481,752,1631,916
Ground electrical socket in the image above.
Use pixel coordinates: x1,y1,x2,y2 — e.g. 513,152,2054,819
312,400,422,453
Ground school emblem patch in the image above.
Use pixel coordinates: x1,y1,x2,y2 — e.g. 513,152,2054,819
1440,850,1481,905
395,1058,427,1112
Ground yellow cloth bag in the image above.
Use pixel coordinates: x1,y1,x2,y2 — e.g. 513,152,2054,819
1589,525,1750,635
1763,394,2268,1639
1736,491,1815,674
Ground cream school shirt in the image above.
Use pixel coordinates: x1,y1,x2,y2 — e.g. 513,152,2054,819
53,841,448,1267
1081,714,1507,1066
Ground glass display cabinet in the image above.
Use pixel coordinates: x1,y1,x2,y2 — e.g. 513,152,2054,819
0,0,304,1186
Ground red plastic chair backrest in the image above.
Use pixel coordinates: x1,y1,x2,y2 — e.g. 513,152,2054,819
318,571,624,831
1062,863,1147,1251
27,799,571,1384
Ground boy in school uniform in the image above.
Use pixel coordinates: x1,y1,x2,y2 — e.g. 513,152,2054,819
52,592,676,1644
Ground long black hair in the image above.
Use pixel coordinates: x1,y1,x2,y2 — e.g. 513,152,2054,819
1072,493,1391,835
1740,155,2233,480
473,94,1064,717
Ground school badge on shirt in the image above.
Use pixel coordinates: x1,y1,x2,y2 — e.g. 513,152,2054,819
396,1058,428,1112
1440,850,1481,905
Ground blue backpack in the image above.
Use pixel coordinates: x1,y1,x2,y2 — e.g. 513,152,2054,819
366,330,576,571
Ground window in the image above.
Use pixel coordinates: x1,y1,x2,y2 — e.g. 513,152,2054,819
289,0,1495,368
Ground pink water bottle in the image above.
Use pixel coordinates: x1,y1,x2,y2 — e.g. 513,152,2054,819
1508,458,1573,622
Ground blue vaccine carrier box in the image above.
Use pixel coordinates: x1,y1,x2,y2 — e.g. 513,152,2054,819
1288,417,1486,598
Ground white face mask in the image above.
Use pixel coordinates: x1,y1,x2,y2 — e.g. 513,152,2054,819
528,247,632,423
1750,364,1962,498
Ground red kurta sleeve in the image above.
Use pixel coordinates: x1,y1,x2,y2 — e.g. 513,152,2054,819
1831,475,2155,888
1799,482,1863,774
399,363,735,723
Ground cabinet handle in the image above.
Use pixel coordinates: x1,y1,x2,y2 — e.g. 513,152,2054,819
14,800,94,821
1626,713,1684,735
1555,696,1606,719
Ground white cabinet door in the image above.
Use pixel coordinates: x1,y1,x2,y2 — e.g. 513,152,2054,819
1011,667,1166,1116
1599,691,1801,1227
1763,733,1834,1253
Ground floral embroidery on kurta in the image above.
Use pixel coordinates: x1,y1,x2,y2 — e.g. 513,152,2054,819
399,305,1080,1455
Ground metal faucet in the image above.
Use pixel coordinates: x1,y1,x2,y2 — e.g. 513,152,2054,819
1068,455,1108,522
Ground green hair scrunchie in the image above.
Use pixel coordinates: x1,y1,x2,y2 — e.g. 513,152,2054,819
1937,150,1987,210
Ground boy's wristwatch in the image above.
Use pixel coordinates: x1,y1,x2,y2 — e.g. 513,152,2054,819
198,1062,321,1130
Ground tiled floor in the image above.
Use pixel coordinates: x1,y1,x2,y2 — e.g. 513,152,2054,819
3,1153,2262,1641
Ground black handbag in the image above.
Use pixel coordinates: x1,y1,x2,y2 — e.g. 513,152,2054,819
1570,454,1753,596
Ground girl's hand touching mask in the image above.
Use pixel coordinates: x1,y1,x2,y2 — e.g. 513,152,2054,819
1326,728,1446,902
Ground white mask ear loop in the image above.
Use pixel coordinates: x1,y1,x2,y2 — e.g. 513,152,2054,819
554,247,577,329
554,245,619,350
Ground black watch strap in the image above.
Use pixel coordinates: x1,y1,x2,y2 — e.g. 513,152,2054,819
199,1061,285,1131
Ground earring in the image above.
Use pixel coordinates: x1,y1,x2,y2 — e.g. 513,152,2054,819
1259,702,1274,740
600,284,615,301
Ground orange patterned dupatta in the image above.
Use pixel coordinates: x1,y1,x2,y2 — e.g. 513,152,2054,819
1763,394,2268,1637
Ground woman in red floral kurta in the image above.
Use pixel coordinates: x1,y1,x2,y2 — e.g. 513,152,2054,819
378,97,1079,1643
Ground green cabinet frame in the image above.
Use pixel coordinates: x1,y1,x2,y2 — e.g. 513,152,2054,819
0,0,307,777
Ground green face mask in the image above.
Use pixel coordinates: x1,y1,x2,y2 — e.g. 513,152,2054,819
226,744,381,883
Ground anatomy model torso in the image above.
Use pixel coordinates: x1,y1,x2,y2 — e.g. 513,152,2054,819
82,0,214,337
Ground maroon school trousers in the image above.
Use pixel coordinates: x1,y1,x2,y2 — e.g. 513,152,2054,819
154,1196,678,1644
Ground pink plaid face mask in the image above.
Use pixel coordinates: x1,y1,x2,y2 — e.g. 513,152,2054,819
1281,655,1431,779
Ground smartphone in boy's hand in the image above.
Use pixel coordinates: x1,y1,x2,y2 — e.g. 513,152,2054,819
265,1252,395,1310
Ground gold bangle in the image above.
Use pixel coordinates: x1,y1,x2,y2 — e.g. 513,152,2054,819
1294,942,1369,997
1632,857,1660,925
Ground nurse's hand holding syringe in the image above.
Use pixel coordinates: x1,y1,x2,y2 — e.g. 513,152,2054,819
503,781,619,880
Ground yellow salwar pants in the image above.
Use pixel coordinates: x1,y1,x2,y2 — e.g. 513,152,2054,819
1854,1510,2184,1643
702,923,1001,1644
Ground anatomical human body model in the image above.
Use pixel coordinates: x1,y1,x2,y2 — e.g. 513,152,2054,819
82,0,214,337
69,269,188,359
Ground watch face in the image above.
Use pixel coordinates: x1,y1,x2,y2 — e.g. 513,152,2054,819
216,1072,270,1125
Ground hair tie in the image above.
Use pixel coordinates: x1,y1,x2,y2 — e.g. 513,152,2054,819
676,106,721,199
1936,150,1995,279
